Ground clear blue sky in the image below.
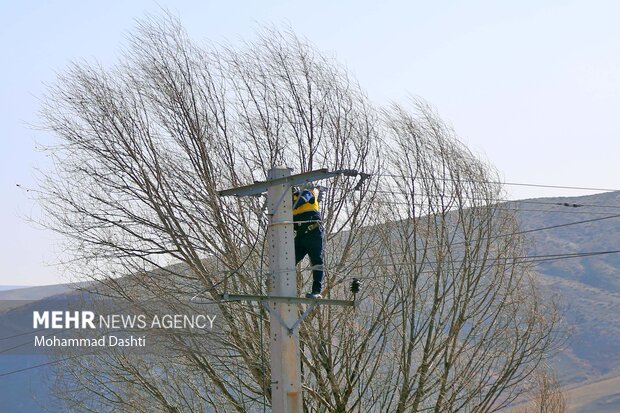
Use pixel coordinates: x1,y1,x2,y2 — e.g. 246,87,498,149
2,0,620,285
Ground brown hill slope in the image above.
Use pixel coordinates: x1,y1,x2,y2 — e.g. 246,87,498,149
512,191,620,412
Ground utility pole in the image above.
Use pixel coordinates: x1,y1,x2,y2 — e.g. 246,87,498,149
218,166,364,413
266,166,302,411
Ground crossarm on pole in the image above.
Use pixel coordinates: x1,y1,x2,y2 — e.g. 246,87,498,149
219,293,354,307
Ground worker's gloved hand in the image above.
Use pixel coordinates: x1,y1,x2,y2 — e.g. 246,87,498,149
317,186,327,203
302,189,316,204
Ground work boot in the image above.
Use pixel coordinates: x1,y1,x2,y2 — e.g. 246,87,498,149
305,292,322,299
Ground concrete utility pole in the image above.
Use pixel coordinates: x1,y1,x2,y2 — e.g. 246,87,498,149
266,167,302,412
218,166,361,413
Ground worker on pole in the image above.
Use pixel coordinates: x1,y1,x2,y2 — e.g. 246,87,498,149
292,185,324,299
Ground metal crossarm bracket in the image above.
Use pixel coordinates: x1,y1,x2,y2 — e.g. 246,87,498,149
219,293,354,336
218,168,366,198
289,303,317,333
219,168,331,197
261,301,317,336
220,293,354,307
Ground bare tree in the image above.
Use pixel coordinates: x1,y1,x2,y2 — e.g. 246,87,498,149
351,103,561,412
517,367,567,413
37,14,560,412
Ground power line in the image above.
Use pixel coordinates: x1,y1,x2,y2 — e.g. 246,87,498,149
511,213,620,235
522,249,620,264
0,355,81,378
191,221,266,303
509,200,620,210
370,188,620,210
373,201,618,216
497,207,614,216
0,328,48,341
500,181,619,192
0,329,71,354
368,188,620,216
335,248,620,276
339,213,620,269
375,173,620,193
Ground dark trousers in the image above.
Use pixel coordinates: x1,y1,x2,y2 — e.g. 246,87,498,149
295,227,324,294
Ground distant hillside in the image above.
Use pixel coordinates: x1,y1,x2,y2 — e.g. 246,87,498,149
0,282,91,301
0,285,86,413
3,192,620,412
512,191,620,412
0,286,27,292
